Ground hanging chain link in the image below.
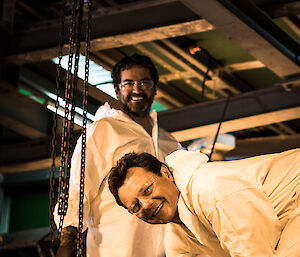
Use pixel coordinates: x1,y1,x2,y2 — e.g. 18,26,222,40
63,0,84,218
57,0,79,237
49,0,67,241
51,1,92,256
77,0,91,256
57,0,85,239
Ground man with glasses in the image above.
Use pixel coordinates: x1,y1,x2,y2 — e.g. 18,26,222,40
55,54,180,257
108,149,300,257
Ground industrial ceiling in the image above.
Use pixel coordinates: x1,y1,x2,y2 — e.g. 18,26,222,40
1,0,300,171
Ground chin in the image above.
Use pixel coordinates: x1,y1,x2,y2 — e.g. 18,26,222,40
146,214,174,225
129,106,150,116
143,218,168,225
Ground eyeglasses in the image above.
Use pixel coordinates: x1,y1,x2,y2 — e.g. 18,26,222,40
120,79,154,91
128,177,156,215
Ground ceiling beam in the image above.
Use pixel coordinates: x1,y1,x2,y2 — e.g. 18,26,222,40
5,19,212,65
158,85,300,140
226,135,300,158
180,0,300,78
171,106,300,142
16,0,45,21
90,19,213,53
4,1,202,64
0,80,50,139
224,60,265,72
0,157,61,174
260,2,300,18
0,138,51,163
281,17,300,39
0,114,47,139
0,128,82,165
159,85,300,132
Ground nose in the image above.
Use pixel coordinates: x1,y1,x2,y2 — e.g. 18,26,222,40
131,82,143,92
138,198,154,218
139,198,153,211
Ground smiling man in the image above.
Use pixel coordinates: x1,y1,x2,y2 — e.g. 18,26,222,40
118,66,155,116
54,54,180,257
115,154,180,225
108,149,300,257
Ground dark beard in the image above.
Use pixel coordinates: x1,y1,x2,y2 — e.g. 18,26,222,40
120,92,155,117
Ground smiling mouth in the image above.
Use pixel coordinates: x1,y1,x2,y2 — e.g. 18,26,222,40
131,96,144,101
152,201,164,217
128,93,147,102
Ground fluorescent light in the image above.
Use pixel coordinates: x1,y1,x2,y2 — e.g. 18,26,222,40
96,83,116,98
52,55,117,99
75,106,95,121
47,103,92,127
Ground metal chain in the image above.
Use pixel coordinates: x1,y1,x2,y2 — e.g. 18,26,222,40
53,1,91,256
57,0,80,237
63,0,84,217
68,0,84,174
49,0,66,241
77,0,91,256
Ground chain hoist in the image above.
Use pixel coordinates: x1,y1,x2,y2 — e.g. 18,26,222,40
49,0,92,256
49,0,66,240
76,1,91,256
57,0,81,238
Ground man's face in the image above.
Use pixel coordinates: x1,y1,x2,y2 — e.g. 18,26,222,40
118,166,179,224
116,65,156,117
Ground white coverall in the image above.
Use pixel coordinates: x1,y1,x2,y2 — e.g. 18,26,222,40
54,103,179,257
164,149,300,257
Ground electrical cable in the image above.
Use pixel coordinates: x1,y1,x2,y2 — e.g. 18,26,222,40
201,62,211,100
208,95,231,161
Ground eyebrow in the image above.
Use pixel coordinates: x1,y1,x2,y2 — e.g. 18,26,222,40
138,183,148,195
122,77,151,82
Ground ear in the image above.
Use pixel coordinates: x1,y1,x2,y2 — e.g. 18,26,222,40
161,164,174,182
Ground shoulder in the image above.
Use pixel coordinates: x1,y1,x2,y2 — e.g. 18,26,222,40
91,115,122,130
165,223,205,256
83,116,122,143
166,150,209,182
158,127,177,140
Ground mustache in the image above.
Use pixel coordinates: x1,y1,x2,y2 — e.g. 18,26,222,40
126,92,147,101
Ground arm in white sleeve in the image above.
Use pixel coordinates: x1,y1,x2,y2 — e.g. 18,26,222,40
202,188,280,257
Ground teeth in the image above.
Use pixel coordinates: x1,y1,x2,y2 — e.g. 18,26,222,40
132,96,143,101
152,202,164,217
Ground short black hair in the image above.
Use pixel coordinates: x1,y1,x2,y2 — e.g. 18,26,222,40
108,152,162,208
111,54,159,93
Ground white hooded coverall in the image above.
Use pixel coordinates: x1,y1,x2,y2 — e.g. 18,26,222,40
164,149,300,257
